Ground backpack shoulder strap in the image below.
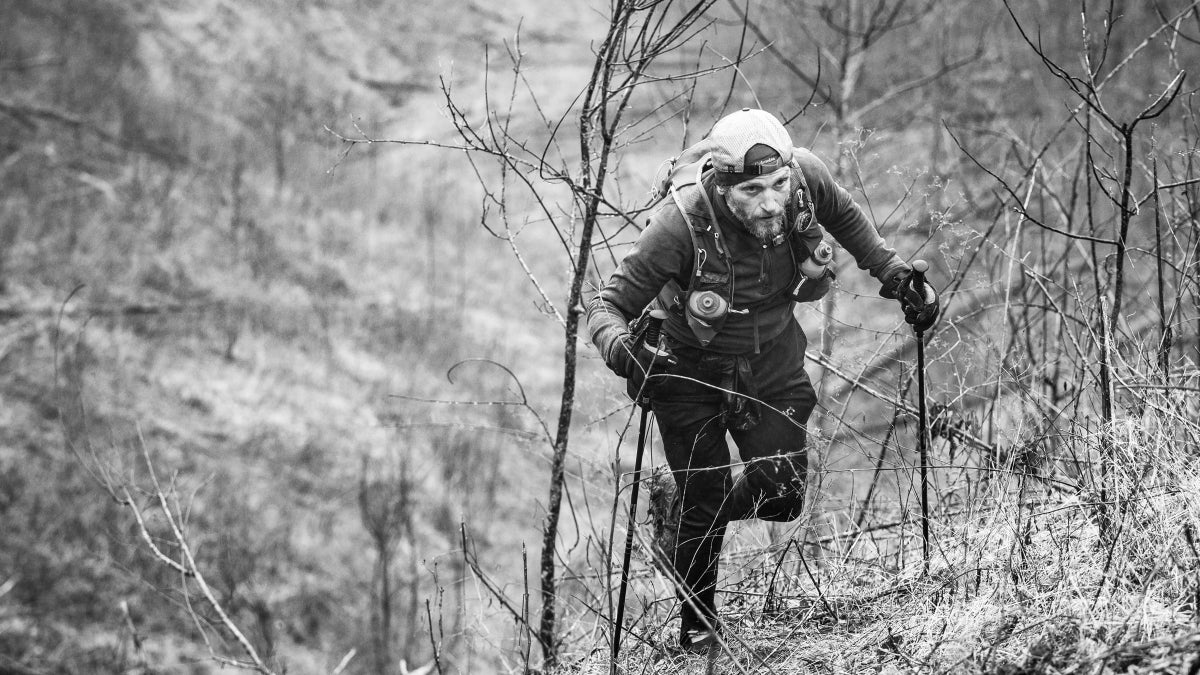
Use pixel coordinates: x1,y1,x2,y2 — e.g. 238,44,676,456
785,163,816,233
668,176,735,346
669,174,729,278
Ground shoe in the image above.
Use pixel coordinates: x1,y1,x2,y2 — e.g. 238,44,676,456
678,627,718,655
646,465,679,568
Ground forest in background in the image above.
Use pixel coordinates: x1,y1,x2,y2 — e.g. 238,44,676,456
1,1,1199,673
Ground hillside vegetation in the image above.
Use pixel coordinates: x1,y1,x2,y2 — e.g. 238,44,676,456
1,1,596,672
2,1,1199,674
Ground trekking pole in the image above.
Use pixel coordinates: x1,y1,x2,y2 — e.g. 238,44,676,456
612,309,667,672
910,260,932,574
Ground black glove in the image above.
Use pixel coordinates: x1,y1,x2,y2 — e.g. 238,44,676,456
609,332,675,403
882,268,939,333
628,335,676,402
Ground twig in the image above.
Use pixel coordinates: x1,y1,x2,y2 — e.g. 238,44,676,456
136,429,275,674
331,650,357,675
460,525,549,651
426,599,444,675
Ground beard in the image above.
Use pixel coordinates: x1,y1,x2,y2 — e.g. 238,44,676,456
745,214,786,245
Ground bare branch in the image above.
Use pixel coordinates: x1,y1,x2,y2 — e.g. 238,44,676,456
724,0,835,109
136,429,275,674
1135,70,1187,123
945,123,1117,245
847,44,984,124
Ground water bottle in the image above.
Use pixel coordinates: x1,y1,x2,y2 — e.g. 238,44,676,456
800,240,833,279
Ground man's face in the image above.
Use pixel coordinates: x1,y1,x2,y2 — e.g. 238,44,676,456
720,167,790,244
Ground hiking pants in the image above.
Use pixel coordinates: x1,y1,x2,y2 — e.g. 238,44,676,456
651,319,816,633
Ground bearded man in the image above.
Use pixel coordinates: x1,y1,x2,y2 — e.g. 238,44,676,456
586,108,938,652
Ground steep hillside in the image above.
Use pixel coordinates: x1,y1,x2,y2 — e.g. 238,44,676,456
1,1,608,672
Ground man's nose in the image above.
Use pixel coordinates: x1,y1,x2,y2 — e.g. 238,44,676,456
758,193,783,217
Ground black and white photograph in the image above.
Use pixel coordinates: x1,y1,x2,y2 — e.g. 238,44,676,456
2,1,1199,673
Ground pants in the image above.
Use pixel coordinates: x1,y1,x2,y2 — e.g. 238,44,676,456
651,320,816,632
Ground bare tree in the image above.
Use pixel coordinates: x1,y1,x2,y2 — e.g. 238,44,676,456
359,454,420,674
328,1,742,666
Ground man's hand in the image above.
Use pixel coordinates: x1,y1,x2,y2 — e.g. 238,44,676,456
603,308,676,402
614,334,675,402
881,265,939,333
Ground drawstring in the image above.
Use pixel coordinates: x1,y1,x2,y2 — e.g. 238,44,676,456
753,312,760,354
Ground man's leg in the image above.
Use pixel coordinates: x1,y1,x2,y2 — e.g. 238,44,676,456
723,323,818,523
647,322,815,641
722,387,815,523
651,398,731,639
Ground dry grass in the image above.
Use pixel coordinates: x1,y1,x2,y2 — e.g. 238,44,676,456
563,396,1200,675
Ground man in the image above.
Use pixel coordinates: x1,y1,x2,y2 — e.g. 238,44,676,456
586,108,938,652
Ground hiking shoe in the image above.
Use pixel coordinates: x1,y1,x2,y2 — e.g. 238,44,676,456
677,627,718,655
646,465,679,569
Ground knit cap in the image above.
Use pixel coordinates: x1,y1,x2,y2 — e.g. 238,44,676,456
709,108,793,184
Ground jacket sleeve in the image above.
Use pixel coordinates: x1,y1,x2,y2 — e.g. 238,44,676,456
585,201,692,371
795,148,908,284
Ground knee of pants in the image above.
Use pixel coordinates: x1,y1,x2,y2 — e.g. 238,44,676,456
746,451,808,522
676,466,731,531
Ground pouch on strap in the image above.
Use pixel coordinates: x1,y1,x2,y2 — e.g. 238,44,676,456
721,354,761,431
783,166,835,304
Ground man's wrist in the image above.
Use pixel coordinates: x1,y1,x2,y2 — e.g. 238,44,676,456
604,332,636,378
879,265,912,299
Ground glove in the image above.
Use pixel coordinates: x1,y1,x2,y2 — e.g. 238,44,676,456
609,332,676,403
881,268,939,333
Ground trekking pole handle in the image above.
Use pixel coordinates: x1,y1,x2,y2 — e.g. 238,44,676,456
909,260,930,317
644,308,668,350
911,260,928,290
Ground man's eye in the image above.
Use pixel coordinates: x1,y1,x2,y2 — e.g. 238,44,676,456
774,180,788,190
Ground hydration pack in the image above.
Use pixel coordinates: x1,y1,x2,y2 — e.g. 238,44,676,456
649,142,830,347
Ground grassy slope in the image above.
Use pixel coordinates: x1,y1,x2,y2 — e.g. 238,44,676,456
574,408,1200,674
0,1,609,672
